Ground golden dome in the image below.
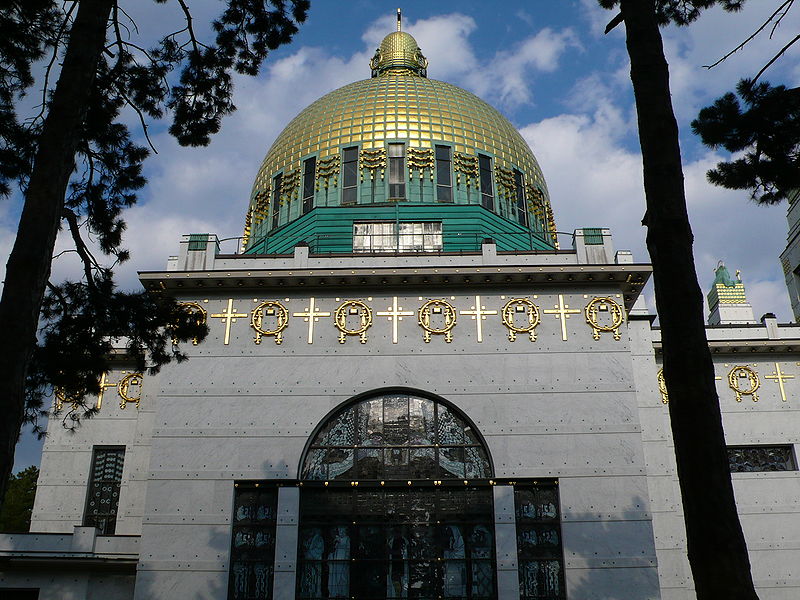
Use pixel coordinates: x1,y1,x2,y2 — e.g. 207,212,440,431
246,26,556,252
251,53,549,204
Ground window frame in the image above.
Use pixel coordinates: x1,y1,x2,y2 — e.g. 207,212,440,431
727,445,798,472
478,154,494,211
513,169,527,227
514,479,566,600
388,143,406,200
271,172,282,229
83,446,125,535
435,145,453,203
352,221,443,254
341,147,359,206
228,481,280,600
302,156,317,214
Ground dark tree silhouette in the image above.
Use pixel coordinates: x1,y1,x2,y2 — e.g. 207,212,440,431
692,80,800,204
0,466,38,532
600,0,763,597
0,0,309,508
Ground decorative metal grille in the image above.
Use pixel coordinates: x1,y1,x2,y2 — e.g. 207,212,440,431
514,481,565,600
229,484,279,600
84,447,125,535
301,393,490,481
728,446,797,472
298,393,496,599
297,485,496,599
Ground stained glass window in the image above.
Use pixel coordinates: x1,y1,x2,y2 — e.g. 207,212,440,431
229,483,279,600
84,447,125,535
298,393,496,599
728,446,797,472
514,481,565,600
301,393,490,481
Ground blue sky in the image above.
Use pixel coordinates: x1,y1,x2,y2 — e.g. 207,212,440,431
5,0,800,470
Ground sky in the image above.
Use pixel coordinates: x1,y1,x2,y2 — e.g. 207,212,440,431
4,0,800,470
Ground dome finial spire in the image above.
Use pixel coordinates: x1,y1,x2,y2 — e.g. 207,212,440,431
397,8,402,31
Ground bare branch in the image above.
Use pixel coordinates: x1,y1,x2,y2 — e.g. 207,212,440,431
771,0,796,37
117,5,140,36
703,0,794,69
604,11,624,34
177,0,201,54
751,33,800,86
31,3,78,126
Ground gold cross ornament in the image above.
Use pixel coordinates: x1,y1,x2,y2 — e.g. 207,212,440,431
459,296,498,343
543,295,581,341
211,299,248,345
293,297,332,344
377,297,414,344
765,362,794,402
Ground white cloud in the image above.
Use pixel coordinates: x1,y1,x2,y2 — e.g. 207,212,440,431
465,28,581,107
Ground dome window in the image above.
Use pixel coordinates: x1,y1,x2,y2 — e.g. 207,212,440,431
514,169,527,227
271,173,282,229
388,143,406,199
478,155,494,211
342,147,359,205
353,222,442,253
302,157,316,214
435,145,453,203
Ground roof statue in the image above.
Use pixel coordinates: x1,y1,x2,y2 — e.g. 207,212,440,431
713,260,741,287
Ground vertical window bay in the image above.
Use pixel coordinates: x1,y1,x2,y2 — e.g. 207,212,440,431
302,157,316,214
84,447,125,535
228,483,279,600
342,147,358,205
436,145,453,203
271,173,282,229
478,154,494,211
514,169,527,227
388,143,406,200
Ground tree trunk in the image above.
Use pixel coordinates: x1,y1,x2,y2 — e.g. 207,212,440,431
0,0,113,508
618,1,758,598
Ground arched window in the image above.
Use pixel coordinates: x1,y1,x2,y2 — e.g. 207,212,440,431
297,392,496,599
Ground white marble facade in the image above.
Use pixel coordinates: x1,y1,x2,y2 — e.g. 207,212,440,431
1,231,798,600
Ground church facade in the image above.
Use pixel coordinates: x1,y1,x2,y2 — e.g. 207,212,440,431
1,22,799,600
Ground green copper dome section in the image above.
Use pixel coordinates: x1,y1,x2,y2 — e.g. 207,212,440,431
243,28,556,254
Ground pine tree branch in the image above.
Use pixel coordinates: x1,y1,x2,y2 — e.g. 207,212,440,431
31,4,77,127
62,208,102,291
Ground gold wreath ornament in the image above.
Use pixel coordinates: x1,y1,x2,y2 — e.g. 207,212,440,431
501,298,540,342
251,300,289,345
418,299,457,343
334,300,373,344
584,297,624,340
728,365,760,402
